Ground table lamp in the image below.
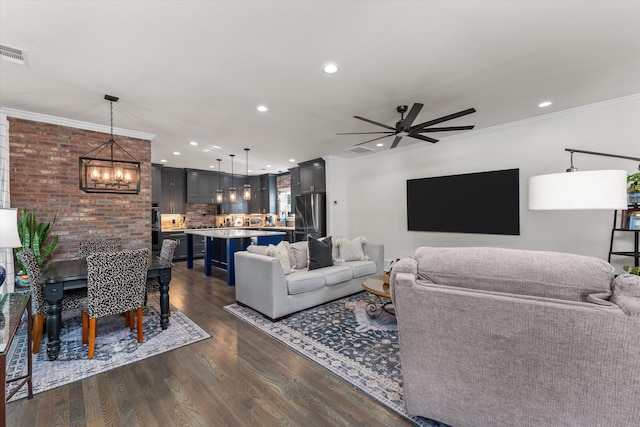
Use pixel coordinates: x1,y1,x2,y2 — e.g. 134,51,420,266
0,208,23,287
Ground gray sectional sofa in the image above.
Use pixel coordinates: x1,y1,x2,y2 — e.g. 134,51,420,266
234,240,384,321
391,246,640,427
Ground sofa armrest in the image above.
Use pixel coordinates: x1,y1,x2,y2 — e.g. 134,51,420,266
363,243,384,275
234,251,289,319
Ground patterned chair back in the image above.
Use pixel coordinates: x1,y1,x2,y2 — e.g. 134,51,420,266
16,249,47,315
85,248,149,319
77,239,122,260
159,239,177,262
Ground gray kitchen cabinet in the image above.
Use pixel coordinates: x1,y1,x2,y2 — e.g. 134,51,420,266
290,167,301,198
151,164,162,205
161,231,188,260
260,174,277,213
186,169,214,204
161,167,186,214
298,158,325,194
248,176,261,213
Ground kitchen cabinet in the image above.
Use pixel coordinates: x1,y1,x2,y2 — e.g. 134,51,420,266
248,176,260,213
151,164,162,205
290,167,301,198
260,174,277,213
186,169,214,204
299,158,325,193
161,167,186,214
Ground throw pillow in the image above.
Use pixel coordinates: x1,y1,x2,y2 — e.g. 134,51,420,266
266,241,292,274
246,245,269,256
289,241,308,270
308,236,333,270
336,236,369,262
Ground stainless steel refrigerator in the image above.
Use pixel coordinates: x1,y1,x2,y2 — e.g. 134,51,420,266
294,192,326,241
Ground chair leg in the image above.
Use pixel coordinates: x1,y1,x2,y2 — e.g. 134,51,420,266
32,314,44,354
136,307,143,343
129,311,135,330
82,311,89,344
88,318,97,359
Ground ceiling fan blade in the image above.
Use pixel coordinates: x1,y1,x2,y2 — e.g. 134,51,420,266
353,115,396,131
353,133,394,146
410,108,476,131
336,131,396,135
401,103,423,127
407,133,439,143
414,125,475,132
390,136,403,149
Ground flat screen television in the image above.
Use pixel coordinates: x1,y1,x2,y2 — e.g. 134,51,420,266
407,168,520,235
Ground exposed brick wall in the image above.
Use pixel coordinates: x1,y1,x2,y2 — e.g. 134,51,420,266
8,117,151,262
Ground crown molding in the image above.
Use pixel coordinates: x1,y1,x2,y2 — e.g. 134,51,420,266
0,107,156,141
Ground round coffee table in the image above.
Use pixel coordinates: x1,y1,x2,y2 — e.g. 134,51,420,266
362,276,395,318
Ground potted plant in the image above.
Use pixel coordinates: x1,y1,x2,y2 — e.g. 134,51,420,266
382,258,400,285
623,265,639,275
13,209,59,283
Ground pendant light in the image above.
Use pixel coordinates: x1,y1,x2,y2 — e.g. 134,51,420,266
243,148,251,201
229,154,236,202
79,94,140,194
215,158,223,203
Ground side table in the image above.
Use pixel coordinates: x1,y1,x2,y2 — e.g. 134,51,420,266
1,292,33,427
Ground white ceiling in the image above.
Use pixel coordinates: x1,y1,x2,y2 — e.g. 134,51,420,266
1,1,639,174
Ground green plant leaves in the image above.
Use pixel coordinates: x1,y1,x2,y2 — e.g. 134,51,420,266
13,209,59,271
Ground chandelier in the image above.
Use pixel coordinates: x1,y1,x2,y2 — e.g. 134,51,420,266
215,158,223,203
79,95,140,194
229,154,236,202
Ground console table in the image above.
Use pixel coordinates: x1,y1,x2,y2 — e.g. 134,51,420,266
1,292,33,427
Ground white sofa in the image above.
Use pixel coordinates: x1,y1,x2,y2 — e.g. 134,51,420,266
234,240,384,321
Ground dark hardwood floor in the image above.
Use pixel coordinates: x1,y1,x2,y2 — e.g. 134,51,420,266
7,261,413,426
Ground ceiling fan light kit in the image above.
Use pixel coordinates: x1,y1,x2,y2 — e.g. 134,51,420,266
338,102,476,150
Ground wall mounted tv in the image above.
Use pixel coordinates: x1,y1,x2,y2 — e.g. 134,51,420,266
407,168,520,235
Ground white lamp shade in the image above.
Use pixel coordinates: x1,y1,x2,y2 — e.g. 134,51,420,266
528,170,628,210
0,208,22,248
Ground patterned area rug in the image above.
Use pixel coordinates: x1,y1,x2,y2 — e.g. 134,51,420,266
5,293,210,402
224,292,447,427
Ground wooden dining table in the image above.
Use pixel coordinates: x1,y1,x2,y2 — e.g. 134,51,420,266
41,255,172,361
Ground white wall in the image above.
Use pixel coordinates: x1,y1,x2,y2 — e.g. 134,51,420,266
340,95,640,273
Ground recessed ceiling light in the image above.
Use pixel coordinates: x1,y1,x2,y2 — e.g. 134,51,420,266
211,145,221,149
248,169,253,173
257,105,268,112
190,141,198,146
173,152,180,155
266,165,272,168
209,165,215,168
160,159,167,163
289,158,295,162
203,148,211,153
323,63,338,74
538,101,552,108
376,143,384,147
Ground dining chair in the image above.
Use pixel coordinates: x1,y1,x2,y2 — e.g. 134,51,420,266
146,239,177,313
16,249,87,353
77,238,122,260
81,248,149,359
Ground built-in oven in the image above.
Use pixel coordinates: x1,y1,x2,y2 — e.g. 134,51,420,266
151,204,161,254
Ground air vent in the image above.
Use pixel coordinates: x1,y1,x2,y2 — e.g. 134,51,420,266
0,44,28,66
345,145,375,154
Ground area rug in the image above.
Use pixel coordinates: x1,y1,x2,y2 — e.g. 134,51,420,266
224,292,447,427
5,293,210,402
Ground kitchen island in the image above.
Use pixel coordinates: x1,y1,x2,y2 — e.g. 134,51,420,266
185,228,285,286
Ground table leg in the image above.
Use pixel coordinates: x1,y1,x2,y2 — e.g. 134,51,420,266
226,238,236,286
159,268,172,330
204,237,212,277
44,284,64,361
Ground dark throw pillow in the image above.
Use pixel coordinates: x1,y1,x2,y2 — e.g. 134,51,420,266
308,236,333,270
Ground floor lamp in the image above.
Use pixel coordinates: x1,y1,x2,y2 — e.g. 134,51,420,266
528,148,639,211
0,208,23,290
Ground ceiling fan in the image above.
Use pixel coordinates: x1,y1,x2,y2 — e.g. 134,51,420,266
338,103,476,149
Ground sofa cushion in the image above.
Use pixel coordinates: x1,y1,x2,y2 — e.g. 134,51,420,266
336,236,369,261
286,270,326,295
289,241,308,270
308,236,333,270
610,274,640,316
413,247,614,303
347,260,378,278
321,265,354,285
266,241,292,274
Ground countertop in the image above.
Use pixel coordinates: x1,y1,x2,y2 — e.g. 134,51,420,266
184,228,286,239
